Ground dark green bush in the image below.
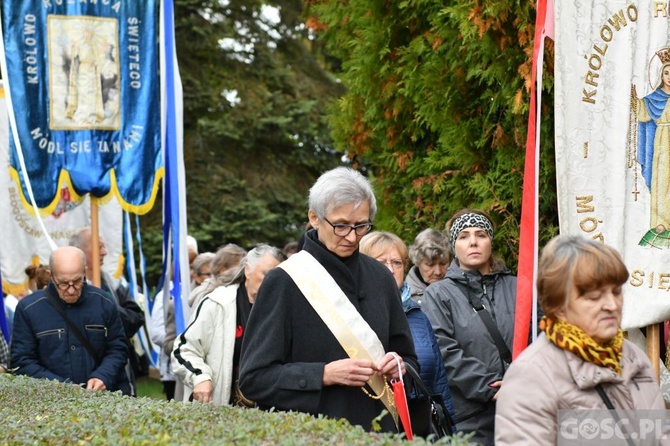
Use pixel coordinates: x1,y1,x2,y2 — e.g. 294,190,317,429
0,375,474,445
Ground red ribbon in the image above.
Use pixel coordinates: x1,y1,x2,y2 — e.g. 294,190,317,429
392,379,412,440
390,353,412,440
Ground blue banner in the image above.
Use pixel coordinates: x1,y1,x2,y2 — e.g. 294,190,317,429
2,1,162,215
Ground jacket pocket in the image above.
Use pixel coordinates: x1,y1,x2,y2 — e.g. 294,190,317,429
85,325,107,351
36,328,67,365
85,325,107,337
37,328,66,339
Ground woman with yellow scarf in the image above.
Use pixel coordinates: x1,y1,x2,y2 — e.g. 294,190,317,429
495,235,665,445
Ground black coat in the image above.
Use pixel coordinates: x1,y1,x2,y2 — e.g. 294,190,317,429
239,230,417,432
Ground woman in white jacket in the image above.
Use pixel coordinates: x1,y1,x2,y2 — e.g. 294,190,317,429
171,245,285,405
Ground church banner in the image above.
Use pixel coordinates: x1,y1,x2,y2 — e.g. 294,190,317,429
555,1,670,329
0,84,123,296
1,0,162,215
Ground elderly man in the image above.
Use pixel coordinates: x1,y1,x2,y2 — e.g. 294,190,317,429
11,246,128,391
69,227,145,394
239,167,417,432
69,227,145,339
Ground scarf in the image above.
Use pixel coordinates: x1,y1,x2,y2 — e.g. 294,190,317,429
399,282,412,311
540,316,623,375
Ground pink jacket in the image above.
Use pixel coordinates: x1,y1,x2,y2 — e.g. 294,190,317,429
495,334,666,445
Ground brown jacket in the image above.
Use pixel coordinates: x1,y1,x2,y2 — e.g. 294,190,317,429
495,334,666,445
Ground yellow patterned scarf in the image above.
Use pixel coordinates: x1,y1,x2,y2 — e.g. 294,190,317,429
540,316,623,375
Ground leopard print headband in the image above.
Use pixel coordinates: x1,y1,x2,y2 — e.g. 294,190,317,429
449,213,493,248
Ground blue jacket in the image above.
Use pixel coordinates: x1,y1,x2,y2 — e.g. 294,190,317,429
405,299,456,420
11,283,128,390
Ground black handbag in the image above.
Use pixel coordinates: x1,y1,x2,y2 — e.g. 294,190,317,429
403,362,455,441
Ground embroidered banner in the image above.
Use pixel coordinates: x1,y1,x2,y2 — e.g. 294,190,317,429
2,1,162,215
555,1,670,329
0,83,123,297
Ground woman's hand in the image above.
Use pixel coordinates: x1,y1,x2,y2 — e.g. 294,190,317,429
376,352,404,381
323,359,375,387
193,380,214,403
490,380,503,401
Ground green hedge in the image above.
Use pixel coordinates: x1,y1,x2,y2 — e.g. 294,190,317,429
0,375,475,445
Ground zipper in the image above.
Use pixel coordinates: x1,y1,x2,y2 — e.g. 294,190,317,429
37,328,65,340
85,325,108,337
483,283,495,318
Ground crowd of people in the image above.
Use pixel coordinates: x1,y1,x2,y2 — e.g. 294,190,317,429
0,166,666,445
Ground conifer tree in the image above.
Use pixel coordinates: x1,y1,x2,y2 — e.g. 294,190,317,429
139,0,344,283
306,0,557,269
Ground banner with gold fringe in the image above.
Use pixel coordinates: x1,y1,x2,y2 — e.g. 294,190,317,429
1,1,162,215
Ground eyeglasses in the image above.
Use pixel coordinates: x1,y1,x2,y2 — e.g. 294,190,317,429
379,259,405,270
53,277,85,291
323,217,373,237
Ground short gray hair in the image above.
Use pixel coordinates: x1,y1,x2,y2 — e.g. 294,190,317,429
69,227,92,249
408,228,451,265
192,252,215,276
206,244,286,291
308,167,377,221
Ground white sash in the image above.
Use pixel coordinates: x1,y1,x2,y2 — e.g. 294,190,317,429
279,250,397,421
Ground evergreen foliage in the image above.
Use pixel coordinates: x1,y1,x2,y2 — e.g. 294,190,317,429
305,0,557,270
0,375,476,445
139,0,345,283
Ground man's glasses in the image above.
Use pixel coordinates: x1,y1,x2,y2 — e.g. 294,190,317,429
53,277,85,291
324,218,373,237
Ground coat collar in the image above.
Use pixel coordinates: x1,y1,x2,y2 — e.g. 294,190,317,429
564,341,643,390
303,229,363,300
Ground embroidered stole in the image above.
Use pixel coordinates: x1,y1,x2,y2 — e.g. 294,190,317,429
279,250,398,423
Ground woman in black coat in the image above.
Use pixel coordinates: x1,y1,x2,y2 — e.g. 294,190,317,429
239,167,417,432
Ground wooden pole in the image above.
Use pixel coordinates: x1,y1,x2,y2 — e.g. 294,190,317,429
90,198,101,288
646,323,661,381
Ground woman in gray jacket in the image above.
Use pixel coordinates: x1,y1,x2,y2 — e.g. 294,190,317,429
495,235,665,445
423,209,516,445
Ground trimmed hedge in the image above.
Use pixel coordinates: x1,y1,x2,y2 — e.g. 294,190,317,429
0,375,474,445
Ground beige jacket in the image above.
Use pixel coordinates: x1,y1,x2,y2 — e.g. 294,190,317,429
171,284,238,406
495,334,666,445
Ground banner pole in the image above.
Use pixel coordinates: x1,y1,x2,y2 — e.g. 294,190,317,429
646,323,660,381
91,198,101,288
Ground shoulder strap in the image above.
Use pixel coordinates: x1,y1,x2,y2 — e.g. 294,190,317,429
45,288,102,365
595,384,635,446
467,289,512,368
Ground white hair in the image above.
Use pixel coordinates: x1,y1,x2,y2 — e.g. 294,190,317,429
308,167,377,221
187,235,198,254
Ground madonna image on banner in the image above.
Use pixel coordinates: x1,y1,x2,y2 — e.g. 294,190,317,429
1,1,161,215
48,16,120,131
633,48,670,249
553,1,670,329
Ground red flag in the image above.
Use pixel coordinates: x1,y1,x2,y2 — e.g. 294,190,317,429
514,0,554,359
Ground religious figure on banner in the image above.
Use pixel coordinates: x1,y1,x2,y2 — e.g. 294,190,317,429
632,47,670,249
65,28,105,124
47,17,120,130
